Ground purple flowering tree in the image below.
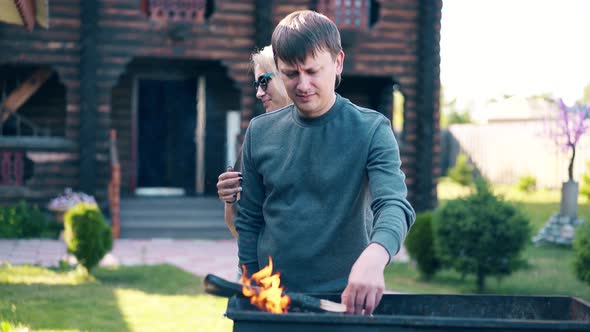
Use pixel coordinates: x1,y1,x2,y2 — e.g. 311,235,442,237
543,99,590,220
546,99,590,182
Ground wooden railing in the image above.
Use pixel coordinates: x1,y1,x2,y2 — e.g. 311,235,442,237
0,136,76,190
0,112,50,137
0,150,24,187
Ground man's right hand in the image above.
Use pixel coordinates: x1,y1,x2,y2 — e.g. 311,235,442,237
217,166,242,203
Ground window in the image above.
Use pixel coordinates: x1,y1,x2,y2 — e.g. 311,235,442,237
317,0,377,31
141,0,214,23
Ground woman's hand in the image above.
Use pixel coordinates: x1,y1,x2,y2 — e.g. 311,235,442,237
217,166,242,203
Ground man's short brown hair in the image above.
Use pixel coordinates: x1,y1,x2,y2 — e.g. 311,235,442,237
271,10,342,66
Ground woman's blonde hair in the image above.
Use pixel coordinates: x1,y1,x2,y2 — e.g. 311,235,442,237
251,46,290,103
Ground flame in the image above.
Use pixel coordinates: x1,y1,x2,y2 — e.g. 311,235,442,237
239,257,291,314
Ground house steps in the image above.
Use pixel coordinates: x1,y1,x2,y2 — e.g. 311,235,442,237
119,196,233,239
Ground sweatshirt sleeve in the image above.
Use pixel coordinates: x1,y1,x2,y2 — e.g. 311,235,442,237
235,123,266,276
366,117,416,260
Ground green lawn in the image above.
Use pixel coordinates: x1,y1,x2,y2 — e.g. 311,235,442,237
383,179,590,301
0,264,232,332
2,179,589,331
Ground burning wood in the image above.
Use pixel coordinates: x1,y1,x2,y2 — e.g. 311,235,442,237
203,273,347,313
239,257,291,314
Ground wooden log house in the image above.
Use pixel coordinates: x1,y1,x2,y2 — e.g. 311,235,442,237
0,0,442,216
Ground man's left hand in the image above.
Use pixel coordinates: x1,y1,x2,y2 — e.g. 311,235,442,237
341,243,390,315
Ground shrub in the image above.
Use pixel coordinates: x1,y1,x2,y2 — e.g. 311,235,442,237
434,179,531,292
404,211,440,279
574,221,590,285
517,175,537,192
0,201,58,238
0,321,29,332
581,162,590,201
64,203,113,272
447,153,474,186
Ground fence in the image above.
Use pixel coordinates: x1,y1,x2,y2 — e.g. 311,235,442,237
441,122,590,189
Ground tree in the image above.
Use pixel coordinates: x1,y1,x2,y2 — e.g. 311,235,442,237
581,81,590,104
434,180,531,292
439,85,472,127
545,99,590,182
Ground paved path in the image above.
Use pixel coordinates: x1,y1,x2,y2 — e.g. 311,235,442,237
0,239,408,281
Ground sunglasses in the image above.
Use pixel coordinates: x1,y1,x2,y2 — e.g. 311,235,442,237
252,72,275,91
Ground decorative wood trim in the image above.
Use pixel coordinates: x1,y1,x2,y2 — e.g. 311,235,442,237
1,68,53,123
14,0,36,32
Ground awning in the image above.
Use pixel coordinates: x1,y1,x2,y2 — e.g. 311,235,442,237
0,0,49,32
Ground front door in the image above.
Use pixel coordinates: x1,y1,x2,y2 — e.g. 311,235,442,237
137,79,197,194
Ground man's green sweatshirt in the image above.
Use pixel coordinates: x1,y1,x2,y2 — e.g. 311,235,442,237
235,94,415,293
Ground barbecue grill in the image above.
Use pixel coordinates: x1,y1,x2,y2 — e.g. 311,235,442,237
226,293,590,332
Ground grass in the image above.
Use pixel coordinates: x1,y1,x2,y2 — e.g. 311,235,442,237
2,179,590,331
0,264,232,332
383,178,590,301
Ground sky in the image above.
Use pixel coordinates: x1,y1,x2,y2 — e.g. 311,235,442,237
440,0,590,106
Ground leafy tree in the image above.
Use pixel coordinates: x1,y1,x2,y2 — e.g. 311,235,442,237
434,179,531,292
447,153,474,186
517,175,537,192
439,86,472,127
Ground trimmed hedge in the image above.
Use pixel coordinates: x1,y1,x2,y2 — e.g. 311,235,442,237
64,203,113,272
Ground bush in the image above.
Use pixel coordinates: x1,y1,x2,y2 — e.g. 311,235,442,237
0,201,59,238
574,222,590,285
405,211,440,279
517,175,537,192
434,179,531,292
447,153,474,186
0,321,29,332
64,203,113,272
581,162,590,201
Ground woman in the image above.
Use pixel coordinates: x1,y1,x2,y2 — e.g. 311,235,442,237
216,46,291,237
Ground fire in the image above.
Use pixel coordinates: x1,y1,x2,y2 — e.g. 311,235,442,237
239,257,291,314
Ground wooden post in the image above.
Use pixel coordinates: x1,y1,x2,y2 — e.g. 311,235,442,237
255,0,273,48
413,0,442,211
109,129,121,238
79,0,99,194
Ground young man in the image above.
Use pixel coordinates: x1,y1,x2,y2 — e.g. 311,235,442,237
235,10,415,315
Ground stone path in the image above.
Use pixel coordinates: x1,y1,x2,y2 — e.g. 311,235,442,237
0,238,408,281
